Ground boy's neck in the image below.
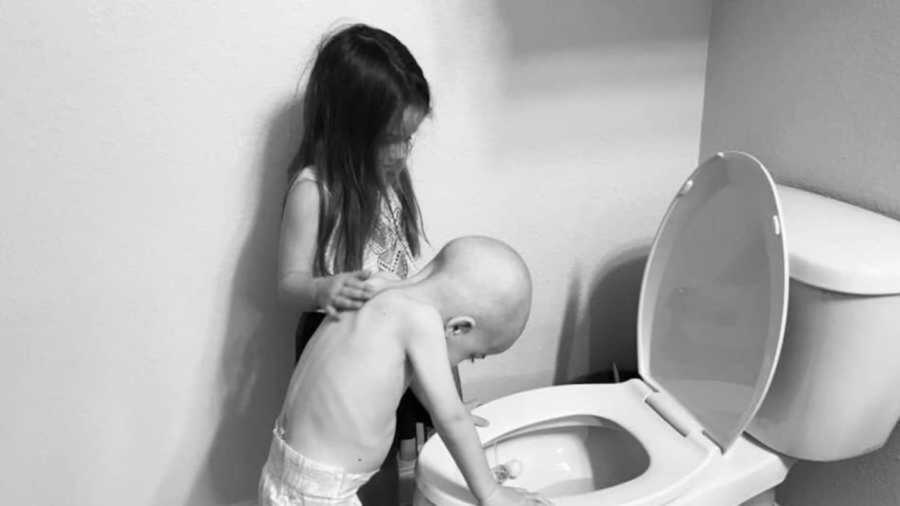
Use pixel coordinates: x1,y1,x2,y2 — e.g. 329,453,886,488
395,280,453,318
386,262,470,321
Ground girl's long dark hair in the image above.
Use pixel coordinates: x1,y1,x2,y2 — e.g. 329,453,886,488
289,24,429,275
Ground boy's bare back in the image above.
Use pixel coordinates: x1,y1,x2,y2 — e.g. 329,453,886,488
280,291,442,474
264,237,551,505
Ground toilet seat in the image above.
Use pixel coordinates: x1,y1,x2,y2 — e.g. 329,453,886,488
417,381,720,506
416,152,791,505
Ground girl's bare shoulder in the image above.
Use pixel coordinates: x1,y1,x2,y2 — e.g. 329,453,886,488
286,167,319,196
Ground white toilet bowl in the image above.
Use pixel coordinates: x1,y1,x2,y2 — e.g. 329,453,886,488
416,382,792,505
417,152,794,505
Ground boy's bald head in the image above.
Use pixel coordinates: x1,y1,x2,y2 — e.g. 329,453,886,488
429,236,532,350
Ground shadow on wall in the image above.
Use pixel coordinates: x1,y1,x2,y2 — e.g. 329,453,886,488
555,246,649,385
183,99,303,505
493,0,710,58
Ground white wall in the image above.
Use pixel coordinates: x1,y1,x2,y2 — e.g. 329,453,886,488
429,0,714,401
700,1,900,504
0,1,711,505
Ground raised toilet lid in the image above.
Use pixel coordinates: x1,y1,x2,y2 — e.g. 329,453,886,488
638,151,789,451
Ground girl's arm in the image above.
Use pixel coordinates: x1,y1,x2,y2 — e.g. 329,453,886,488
278,179,372,315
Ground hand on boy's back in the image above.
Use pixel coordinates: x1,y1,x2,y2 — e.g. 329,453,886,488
320,269,372,318
321,270,402,318
483,485,554,505
362,271,402,297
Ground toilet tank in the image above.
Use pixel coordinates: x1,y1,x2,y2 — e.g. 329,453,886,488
748,185,900,461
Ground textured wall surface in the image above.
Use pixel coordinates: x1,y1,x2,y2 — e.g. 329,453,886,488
439,0,714,402
701,0,900,219
700,1,900,504
0,1,711,505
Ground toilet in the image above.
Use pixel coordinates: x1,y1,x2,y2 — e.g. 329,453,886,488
414,152,900,506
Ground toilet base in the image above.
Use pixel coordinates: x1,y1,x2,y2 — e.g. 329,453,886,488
667,436,793,506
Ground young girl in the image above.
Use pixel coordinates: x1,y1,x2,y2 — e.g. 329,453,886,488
277,23,432,505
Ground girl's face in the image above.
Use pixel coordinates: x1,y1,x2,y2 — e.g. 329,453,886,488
377,105,426,182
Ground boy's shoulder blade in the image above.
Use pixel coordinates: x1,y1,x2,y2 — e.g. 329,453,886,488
366,291,441,334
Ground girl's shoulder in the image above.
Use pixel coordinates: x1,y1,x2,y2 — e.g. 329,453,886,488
288,166,330,196
289,166,319,187
283,167,326,216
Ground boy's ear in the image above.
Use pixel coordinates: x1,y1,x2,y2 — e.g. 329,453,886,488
445,316,476,337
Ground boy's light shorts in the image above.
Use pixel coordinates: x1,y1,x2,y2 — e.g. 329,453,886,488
258,420,376,506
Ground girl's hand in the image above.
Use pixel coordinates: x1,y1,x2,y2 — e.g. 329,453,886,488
482,485,553,506
318,270,372,318
362,271,402,297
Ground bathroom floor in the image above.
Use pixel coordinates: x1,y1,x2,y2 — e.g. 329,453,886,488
397,424,430,506
399,464,416,506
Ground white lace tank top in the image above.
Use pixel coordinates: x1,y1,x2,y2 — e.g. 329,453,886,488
289,168,417,279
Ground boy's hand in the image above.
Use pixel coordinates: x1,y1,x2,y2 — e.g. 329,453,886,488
464,399,489,427
481,485,553,505
318,270,372,318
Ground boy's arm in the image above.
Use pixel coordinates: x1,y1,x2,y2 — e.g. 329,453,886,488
404,313,498,504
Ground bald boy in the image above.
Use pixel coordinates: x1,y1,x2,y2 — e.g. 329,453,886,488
259,236,551,506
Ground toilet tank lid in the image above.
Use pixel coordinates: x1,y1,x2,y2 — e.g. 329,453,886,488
776,185,900,295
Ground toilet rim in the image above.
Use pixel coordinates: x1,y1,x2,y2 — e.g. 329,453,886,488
416,381,721,506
